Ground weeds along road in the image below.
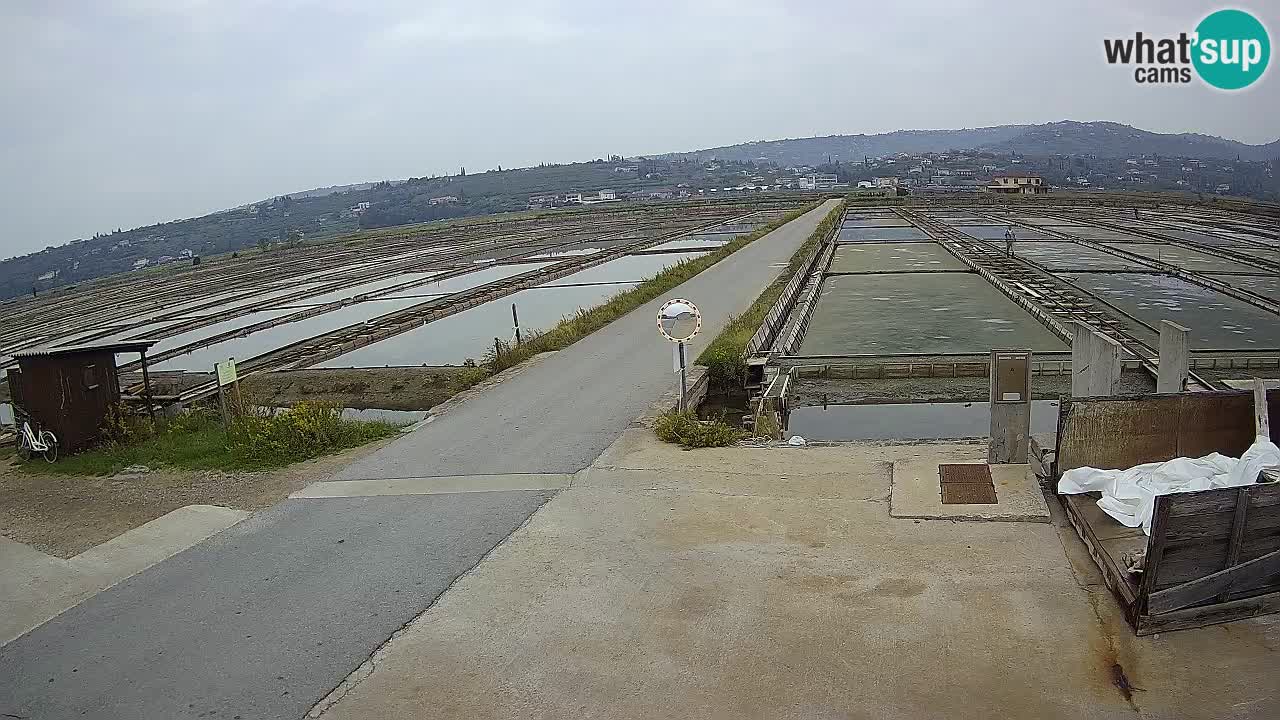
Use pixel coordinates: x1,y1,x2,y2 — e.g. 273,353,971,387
0,199,839,720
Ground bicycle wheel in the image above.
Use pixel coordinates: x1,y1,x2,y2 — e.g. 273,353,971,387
39,431,58,463
15,434,31,462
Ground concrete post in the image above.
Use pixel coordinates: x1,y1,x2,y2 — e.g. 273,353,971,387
989,349,1032,464
1157,320,1191,394
1071,323,1122,397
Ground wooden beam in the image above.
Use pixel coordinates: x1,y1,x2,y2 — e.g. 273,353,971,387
138,350,156,425
1256,377,1271,440
1138,589,1280,635
1139,500,1171,608
1218,488,1251,603
1157,321,1190,393
1148,547,1280,615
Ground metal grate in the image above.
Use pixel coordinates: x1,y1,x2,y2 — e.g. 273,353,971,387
939,463,998,505
939,463,993,484
941,482,998,505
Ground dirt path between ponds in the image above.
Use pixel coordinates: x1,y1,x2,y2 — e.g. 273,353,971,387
133,366,480,412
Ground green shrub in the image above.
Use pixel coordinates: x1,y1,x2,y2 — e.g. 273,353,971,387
654,410,746,449
228,401,399,464
99,402,155,447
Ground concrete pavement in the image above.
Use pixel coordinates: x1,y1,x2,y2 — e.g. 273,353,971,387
315,429,1280,720
0,491,554,720
0,505,247,646
0,200,839,719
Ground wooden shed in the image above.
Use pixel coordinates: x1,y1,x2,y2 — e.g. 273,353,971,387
1053,388,1280,634
7,340,158,453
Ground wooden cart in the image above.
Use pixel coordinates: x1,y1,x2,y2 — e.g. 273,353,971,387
1054,387,1280,634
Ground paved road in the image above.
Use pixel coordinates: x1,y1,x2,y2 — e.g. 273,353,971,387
0,492,554,719
337,199,840,479
0,200,837,719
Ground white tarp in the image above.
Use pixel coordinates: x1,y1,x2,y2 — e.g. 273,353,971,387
1058,436,1280,535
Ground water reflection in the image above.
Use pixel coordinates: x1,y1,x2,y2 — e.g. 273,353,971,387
787,400,1059,442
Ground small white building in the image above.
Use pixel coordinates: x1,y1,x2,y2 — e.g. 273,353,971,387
987,172,1047,195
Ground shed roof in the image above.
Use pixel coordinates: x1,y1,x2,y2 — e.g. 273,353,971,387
13,339,159,359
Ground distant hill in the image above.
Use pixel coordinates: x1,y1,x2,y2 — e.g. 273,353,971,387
2,120,1276,302
666,121,1280,165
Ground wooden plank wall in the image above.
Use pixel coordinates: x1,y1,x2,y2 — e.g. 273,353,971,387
1147,483,1280,603
1056,390,1276,475
14,350,122,452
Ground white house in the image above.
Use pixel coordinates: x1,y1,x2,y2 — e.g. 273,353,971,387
987,172,1047,195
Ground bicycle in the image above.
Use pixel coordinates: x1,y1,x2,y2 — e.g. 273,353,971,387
16,419,58,463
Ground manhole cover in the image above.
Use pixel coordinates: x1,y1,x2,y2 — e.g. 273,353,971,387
939,463,997,505
940,482,998,504
939,464,993,484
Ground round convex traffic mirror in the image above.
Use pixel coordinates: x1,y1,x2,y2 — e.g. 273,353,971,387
657,298,700,343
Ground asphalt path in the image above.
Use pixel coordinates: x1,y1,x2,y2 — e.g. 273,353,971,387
0,199,837,719
336,199,840,479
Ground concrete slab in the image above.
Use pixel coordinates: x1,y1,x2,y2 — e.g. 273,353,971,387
890,454,1051,522
292,473,573,498
798,273,1069,355
1,505,247,647
313,433,1280,720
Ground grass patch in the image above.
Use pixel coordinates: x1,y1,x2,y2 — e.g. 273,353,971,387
654,409,746,448
483,202,821,374
696,199,847,385
17,402,400,476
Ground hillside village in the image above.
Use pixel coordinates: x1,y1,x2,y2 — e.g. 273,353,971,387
3,122,1276,302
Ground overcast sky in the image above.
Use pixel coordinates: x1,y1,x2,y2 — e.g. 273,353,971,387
2,0,1276,259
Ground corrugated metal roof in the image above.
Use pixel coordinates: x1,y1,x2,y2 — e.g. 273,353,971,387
12,339,159,359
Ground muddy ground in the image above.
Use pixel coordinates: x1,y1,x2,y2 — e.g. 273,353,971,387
134,366,478,411
0,438,396,558
788,369,1157,406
